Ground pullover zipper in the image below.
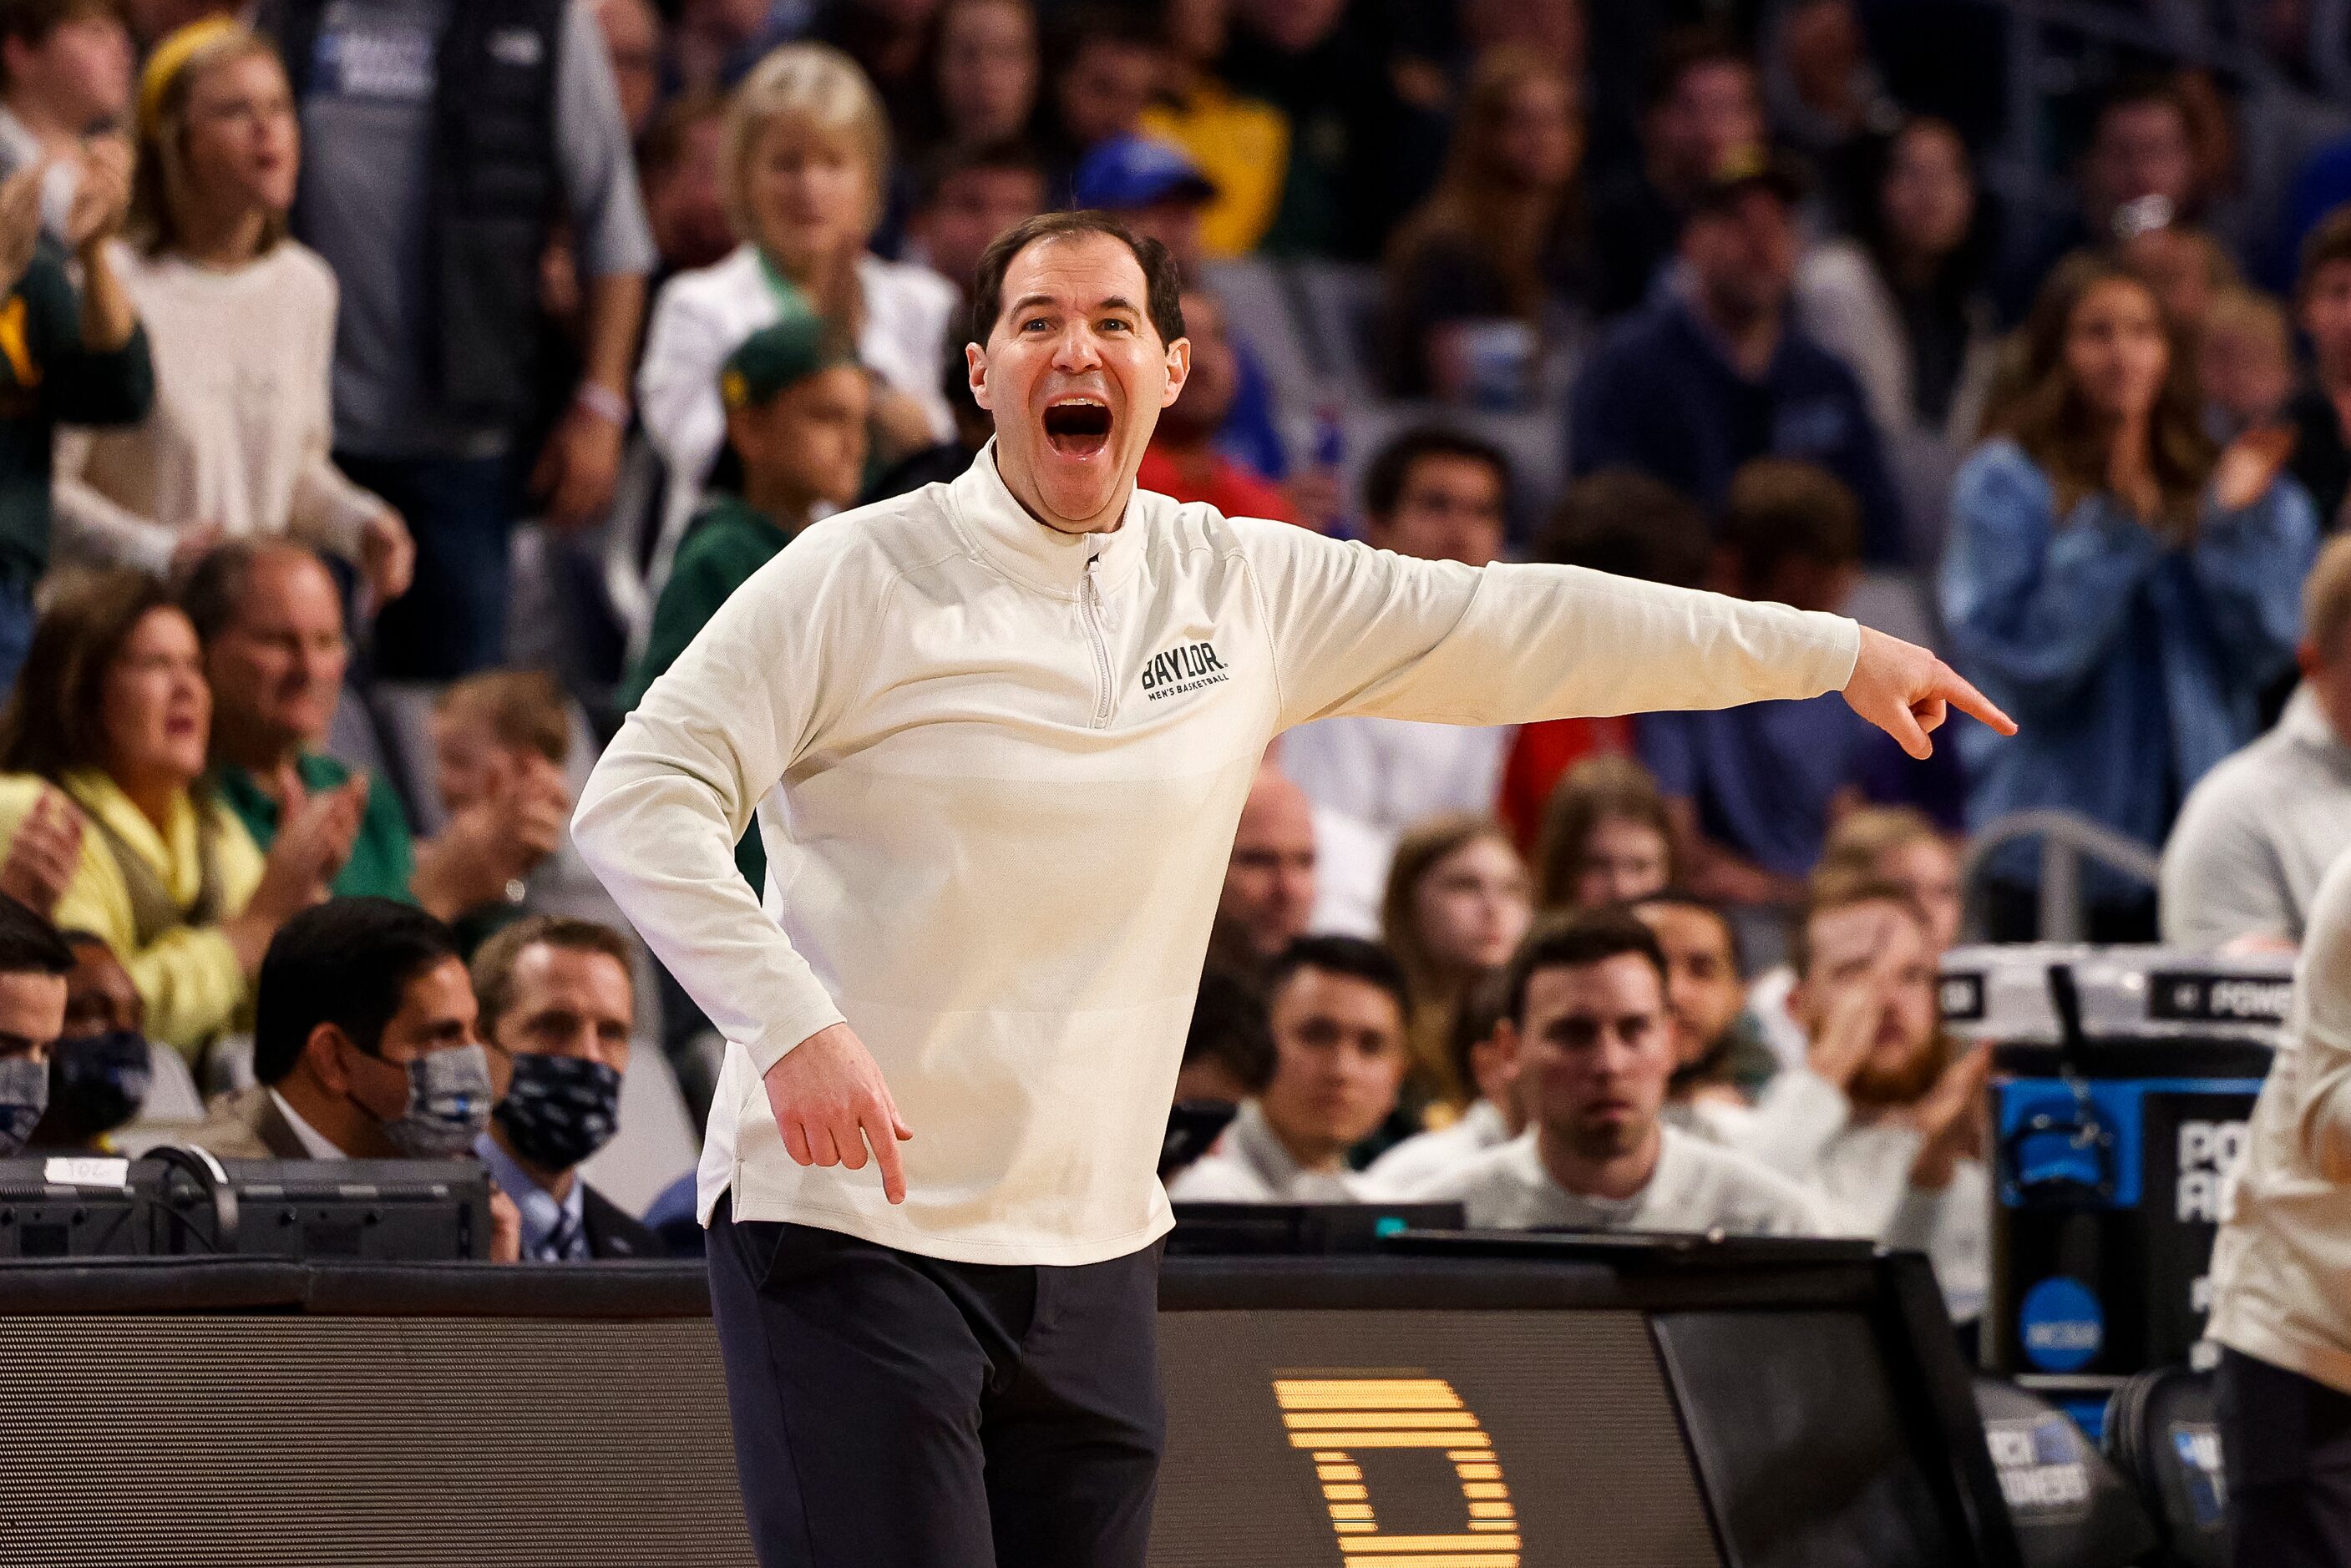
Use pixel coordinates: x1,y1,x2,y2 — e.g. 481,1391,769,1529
1081,555,1114,728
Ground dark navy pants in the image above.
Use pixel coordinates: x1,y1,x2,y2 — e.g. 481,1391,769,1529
707,1196,1165,1567
2218,1347,2351,1567
336,451,521,680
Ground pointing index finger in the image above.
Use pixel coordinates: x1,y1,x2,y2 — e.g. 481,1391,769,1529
1936,662,2015,737
869,1105,909,1204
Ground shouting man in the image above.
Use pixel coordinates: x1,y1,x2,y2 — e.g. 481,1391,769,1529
574,209,2009,1568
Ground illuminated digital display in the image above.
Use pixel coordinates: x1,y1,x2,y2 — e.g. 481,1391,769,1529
1275,1377,1519,1564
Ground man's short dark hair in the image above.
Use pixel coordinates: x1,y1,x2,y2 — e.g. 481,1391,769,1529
1720,458,1862,584
0,894,74,979
1265,935,1412,1023
1629,888,1746,974
969,209,1184,347
2301,205,2351,298
1645,27,1752,113
470,916,635,1039
178,539,335,646
1536,468,1712,587
1183,964,1275,1095
253,898,462,1085
0,0,115,71
1501,910,1667,1028
1360,427,1511,523
2094,70,2192,141
1446,969,1511,1100
915,137,1047,210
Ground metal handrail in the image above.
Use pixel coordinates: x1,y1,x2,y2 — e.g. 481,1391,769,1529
1957,809,2163,943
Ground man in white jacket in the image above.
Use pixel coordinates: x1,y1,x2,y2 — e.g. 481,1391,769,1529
571,209,2013,1568
2208,847,2351,1564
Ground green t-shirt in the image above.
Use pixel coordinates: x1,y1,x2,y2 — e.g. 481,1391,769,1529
212,751,416,903
621,493,798,891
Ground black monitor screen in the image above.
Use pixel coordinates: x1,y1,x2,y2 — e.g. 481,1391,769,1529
1654,1309,1968,1568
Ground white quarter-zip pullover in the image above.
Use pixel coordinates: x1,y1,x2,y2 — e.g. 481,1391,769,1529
573,447,1862,1264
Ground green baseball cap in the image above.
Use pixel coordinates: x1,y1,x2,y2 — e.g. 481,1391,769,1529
721,315,859,410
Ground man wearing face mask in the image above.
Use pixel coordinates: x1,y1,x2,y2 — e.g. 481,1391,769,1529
185,896,519,1260
471,915,657,1262
0,892,73,1157
27,930,152,1147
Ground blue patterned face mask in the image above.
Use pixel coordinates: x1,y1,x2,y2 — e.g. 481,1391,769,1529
380,1044,494,1158
494,1052,622,1171
0,1053,49,1156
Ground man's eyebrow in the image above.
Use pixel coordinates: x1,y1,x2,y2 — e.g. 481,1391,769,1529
1006,293,1143,316
1006,293,1058,316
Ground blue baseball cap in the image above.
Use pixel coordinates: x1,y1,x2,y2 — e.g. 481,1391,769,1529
1071,134,1217,211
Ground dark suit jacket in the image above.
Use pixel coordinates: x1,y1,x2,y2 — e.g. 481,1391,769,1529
580,1183,661,1261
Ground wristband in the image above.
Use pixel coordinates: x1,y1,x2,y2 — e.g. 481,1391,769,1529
575,382,631,427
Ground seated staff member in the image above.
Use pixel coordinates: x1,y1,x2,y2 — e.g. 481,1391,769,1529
1169,936,1411,1203
2208,847,2351,1564
0,893,75,1155
471,916,660,1262
0,569,357,1054
574,206,2009,1567
1406,911,1832,1235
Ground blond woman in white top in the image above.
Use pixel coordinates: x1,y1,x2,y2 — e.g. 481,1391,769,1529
51,20,412,604
636,43,956,594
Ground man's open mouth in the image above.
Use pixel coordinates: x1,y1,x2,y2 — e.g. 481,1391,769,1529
1043,397,1112,458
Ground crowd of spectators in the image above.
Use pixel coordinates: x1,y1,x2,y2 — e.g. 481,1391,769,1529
0,0,2337,1324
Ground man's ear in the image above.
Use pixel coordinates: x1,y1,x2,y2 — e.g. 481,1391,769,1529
1159,336,1191,408
302,1023,357,1094
965,341,991,411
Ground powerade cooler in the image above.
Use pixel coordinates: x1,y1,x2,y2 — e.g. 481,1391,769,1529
1942,945,2290,1432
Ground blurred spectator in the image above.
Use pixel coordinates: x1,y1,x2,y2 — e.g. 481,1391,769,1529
1216,761,1317,964
1218,0,1441,260
0,571,358,1055
1794,116,1998,559
430,669,575,938
1377,814,1530,1114
0,0,132,240
185,543,565,931
1042,4,1158,178
622,317,868,892
190,898,515,1256
1761,0,1892,230
1136,0,1284,259
641,93,736,280
0,892,69,1155
1630,889,1778,1108
2002,73,2212,321
1134,285,1295,521
2201,287,2296,443
1568,148,1906,564
638,44,954,594
119,0,220,48
1736,878,1989,1318
2162,535,2351,952
1405,909,1831,1234
1283,429,1511,833
1585,28,1761,319
473,914,660,1260
1361,970,1519,1195
809,0,945,154
1068,133,1292,493
26,926,148,1146
1943,255,2316,941
1173,961,1273,1106
56,22,412,606
2288,208,2351,531
1378,46,1586,403
1639,459,1880,903
861,329,989,500
1532,754,1674,913
670,0,799,99
928,0,1037,153
260,0,654,681
1495,469,1703,848
902,138,1045,304
1168,934,1410,1202
1816,805,1964,954
2117,219,2239,352
593,0,659,143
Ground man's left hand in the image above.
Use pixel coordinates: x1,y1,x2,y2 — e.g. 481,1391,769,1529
532,401,624,529
1842,626,2014,759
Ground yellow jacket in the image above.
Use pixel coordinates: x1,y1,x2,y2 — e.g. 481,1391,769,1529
1139,87,1289,260
0,770,263,1056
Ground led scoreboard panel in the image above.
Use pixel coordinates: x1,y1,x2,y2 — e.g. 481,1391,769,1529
1148,1242,2016,1568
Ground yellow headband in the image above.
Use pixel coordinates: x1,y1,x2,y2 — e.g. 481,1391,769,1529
137,17,243,145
